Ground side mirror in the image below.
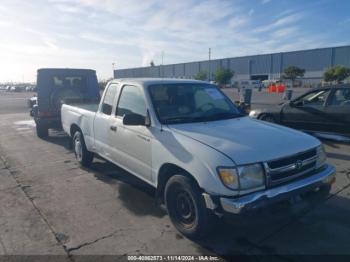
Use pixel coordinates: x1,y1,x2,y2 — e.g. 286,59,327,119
291,100,303,107
123,113,149,126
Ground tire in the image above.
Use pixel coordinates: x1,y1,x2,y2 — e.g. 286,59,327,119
36,123,48,138
73,131,94,167
260,114,275,123
165,175,214,239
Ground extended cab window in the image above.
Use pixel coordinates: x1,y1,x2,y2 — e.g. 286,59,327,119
116,85,147,117
101,84,118,115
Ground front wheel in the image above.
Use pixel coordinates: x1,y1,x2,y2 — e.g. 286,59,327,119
73,131,94,167
259,114,275,123
165,175,215,239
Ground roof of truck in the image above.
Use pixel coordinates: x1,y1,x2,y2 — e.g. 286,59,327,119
111,78,208,86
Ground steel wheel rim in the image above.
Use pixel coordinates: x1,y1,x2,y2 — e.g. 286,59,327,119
174,189,196,227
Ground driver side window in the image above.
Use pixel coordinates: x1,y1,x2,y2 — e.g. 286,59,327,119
297,89,331,106
330,89,350,106
116,85,147,117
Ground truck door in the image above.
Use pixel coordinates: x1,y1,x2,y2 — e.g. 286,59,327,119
93,83,118,159
109,84,152,181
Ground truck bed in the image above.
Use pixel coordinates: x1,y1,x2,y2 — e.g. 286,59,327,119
66,102,99,112
61,102,99,149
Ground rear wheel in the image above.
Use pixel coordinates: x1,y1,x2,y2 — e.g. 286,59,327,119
260,114,275,123
36,123,48,138
165,175,214,239
73,131,94,167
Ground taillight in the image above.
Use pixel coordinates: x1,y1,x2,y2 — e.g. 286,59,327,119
38,111,52,117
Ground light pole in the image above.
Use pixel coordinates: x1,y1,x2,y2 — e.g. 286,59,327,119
208,48,211,81
112,62,116,78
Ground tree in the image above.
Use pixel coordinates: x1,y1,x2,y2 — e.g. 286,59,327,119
150,60,155,67
98,78,113,90
194,71,207,81
282,66,305,87
324,65,350,84
214,68,234,86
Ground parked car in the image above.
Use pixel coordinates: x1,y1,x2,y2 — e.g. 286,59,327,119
249,85,350,137
25,86,33,92
27,95,37,109
61,78,335,239
32,68,100,138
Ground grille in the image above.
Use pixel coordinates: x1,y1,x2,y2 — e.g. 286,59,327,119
266,148,318,187
268,148,317,169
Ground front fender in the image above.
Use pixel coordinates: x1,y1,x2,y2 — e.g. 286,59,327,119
151,127,239,197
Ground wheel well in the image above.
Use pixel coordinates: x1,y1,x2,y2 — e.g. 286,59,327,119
156,163,199,204
259,113,275,120
70,124,81,137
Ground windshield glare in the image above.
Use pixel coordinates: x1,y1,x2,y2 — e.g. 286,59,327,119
148,83,241,124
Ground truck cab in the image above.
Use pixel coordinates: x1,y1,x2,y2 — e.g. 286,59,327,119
32,68,100,138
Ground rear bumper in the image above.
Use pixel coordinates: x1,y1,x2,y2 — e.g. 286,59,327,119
219,164,336,214
35,117,61,129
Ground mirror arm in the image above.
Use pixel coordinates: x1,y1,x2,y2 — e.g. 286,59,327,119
145,110,151,127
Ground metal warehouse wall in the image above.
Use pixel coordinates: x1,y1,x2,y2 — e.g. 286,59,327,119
114,45,350,80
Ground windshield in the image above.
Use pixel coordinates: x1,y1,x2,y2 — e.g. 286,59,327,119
148,83,241,124
51,76,87,92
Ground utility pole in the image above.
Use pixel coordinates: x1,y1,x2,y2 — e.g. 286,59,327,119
208,48,211,81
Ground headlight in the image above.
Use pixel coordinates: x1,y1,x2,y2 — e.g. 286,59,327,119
316,145,326,169
249,110,257,117
218,164,265,191
237,164,265,190
217,168,239,190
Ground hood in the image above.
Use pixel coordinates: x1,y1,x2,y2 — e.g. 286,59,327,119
251,103,284,113
169,117,320,165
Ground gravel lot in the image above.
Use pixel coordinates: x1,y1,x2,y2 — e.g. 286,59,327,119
0,89,349,260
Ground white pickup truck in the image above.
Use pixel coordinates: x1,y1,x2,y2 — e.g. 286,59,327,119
61,78,335,239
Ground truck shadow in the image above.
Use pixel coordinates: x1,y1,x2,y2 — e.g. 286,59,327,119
44,130,72,150
89,159,166,218
88,157,342,257
192,187,350,257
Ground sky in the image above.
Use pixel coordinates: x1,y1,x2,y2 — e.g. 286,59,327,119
0,0,349,82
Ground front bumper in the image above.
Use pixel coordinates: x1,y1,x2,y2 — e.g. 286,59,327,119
219,164,336,214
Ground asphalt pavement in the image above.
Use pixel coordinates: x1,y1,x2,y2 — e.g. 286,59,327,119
0,90,349,261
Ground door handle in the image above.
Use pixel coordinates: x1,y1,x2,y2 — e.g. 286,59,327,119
110,125,117,132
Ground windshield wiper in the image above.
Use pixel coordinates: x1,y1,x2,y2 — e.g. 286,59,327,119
201,112,242,121
163,116,197,124
163,112,242,124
